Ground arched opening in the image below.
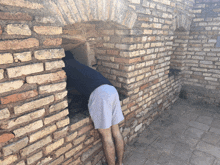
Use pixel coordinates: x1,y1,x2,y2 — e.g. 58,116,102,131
61,22,127,123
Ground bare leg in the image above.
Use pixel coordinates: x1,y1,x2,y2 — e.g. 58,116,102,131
98,127,115,165
112,124,124,165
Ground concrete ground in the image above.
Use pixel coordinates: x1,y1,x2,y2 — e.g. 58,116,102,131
123,98,220,165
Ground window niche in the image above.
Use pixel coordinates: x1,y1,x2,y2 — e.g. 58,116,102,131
169,26,189,78
61,27,127,123
62,37,92,122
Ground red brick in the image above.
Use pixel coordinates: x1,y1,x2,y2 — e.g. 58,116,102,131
107,50,119,55
140,83,149,90
0,38,39,51
152,78,159,84
78,124,94,136
0,133,14,143
128,101,135,108
1,90,38,104
43,38,62,46
150,66,154,70
114,58,129,64
129,57,141,63
0,12,32,21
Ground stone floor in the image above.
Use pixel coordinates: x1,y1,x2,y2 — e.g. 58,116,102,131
123,98,220,165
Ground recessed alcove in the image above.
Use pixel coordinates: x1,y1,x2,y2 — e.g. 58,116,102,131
61,23,127,123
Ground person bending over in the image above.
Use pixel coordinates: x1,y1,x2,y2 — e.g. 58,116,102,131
63,51,125,165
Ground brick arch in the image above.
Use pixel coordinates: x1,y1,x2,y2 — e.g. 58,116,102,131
46,0,137,29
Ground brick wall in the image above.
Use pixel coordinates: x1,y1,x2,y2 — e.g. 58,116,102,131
0,0,201,165
183,0,220,105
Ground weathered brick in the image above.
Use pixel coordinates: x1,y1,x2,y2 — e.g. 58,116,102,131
85,137,95,146
107,50,119,55
0,53,13,65
140,83,149,90
0,133,14,143
7,63,43,78
134,123,142,132
65,144,83,158
14,51,32,62
35,16,56,24
70,117,90,131
144,30,153,34
3,137,28,156
44,109,69,125
1,90,38,105
0,38,39,51
0,12,32,21
7,109,45,129
36,156,53,165
34,49,65,60
0,25,2,35
0,155,17,165
0,0,44,9
54,90,68,101
56,117,70,128
78,124,94,136
115,57,141,64
6,24,31,35
49,100,68,113
21,136,52,157
39,82,66,94
43,38,62,46
13,120,43,137
90,130,100,141
81,142,102,161
27,151,42,165
55,143,72,158
62,158,73,165
17,160,25,165
0,108,10,120
45,60,65,70
53,127,68,139
73,134,87,146
71,157,81,165
26,70,66,85
14,95,54,115
66,131,77,142
30,125,57,143
129,0,140,4
0,69,3,79
0,80,24,94
48,155,64,165
45,138,64,155
34,26,62,35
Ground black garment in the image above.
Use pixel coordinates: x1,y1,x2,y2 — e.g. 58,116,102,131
62,51,112,101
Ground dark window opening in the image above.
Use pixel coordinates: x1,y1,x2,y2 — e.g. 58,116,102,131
62,45,126,123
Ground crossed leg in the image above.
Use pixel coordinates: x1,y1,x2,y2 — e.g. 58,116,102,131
98,124,124,165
